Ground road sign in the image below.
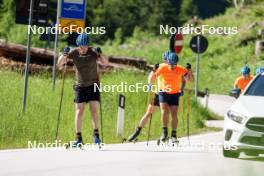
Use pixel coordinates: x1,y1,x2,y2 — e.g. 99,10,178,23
59,18,85,32
59,0,86,30
117,95,126,136
16,0,49,27
61,0,86,19
189,35,209,98
169,34,184,54
190,35,208,54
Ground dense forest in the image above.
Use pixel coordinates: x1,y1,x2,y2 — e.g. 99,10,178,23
0,0,231,43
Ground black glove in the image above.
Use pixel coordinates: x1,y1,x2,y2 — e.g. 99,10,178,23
63,47,70,55
93,47,102,55
186,63,192,70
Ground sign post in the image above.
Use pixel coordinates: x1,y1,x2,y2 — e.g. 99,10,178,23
117,95,125,136
52,0,62,91
189,35,208,98
22,0,34,112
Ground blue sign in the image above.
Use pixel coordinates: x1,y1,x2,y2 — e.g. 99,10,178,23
61,0,86,20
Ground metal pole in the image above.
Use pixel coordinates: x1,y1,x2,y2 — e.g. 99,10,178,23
52,0,62,91
22,0,34,112
195,36,200,98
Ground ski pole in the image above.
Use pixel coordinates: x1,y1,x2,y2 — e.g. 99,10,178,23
147,93,155,146
180,96,185,131
55,60,67,140
55,47,70,140
99,95,104,143
186,91,191,143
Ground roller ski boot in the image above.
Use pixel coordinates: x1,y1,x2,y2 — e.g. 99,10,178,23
125,127,141,143
157,128,169,146
170,130,179,147
66,134,83,149
93,129,103,149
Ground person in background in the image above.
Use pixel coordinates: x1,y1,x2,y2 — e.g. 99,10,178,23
234,66,253,92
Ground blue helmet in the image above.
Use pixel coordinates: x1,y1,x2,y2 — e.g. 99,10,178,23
166,52,179,65
241,66,250,76
76,33,89,46
256,67,264,75
163,51,170,61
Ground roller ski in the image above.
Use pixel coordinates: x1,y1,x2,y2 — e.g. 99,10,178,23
170,130,179,147
170,136,179,147
157,130,169,146
65,139,83,150
93,130,103,149
123,127,141,143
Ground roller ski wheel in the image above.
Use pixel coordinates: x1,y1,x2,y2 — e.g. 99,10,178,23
157,137,169,146
170,137,179,147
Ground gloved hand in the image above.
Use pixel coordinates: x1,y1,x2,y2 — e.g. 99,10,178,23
148,83,152,92
93,47,102,55
180,90,184,96
186,63,191,70
63,46,70,55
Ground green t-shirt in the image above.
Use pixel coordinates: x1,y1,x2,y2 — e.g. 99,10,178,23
68,48,99,87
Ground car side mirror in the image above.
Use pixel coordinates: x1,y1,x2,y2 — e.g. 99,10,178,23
230,89,241,99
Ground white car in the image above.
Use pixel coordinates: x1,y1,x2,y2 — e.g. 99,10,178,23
223,72,264,158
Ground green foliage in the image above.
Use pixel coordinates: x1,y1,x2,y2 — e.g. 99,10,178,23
0,0,15,40
0,70,216,149
102,1,264,94
0,0,230,44
179,0,198,23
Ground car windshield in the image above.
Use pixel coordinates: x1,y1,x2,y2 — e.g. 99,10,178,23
245,74,264,96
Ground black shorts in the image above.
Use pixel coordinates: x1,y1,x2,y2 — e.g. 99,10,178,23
149,94,160,106
158,92,181,106
74,84,100,103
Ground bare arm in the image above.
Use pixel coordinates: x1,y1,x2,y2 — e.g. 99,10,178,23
181,76,186,92
57,55,68,70
98,54,109,66
184,69,194,82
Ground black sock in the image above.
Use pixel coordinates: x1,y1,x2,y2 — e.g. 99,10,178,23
171,130,177,137
93,129,100,138
136,127,142,133
76,132,82,141
163,127,168,135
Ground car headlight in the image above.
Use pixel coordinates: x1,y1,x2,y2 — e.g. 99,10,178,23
227,110,247,124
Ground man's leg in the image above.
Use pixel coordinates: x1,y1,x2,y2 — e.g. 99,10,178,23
160,102,170,141
170,105,179,141
170,106,178,130
138,105,156,127
89,101,99,129
89,101,101,143
74,103,85,144
127,105,155,142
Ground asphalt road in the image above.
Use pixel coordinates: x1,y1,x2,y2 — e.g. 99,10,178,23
0,95,263,176
0,132,263,176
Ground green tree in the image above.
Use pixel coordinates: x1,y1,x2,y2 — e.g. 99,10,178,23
178,0,198,24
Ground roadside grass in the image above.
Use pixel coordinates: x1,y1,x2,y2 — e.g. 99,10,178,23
0,70,218,149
